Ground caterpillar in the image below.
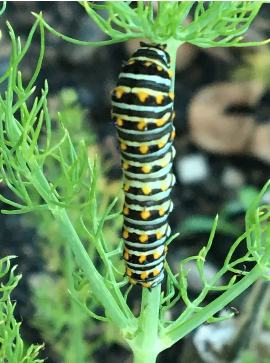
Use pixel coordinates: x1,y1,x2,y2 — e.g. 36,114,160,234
111,42,176,290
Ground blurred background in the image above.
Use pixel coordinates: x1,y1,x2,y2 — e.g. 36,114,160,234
1,2,270,363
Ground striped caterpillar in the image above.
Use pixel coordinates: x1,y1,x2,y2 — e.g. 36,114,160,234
111,42,176,289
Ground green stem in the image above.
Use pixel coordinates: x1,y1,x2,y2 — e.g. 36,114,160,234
0,1,6,16
130,287,165,363
53,208,133,330
139,287,160,347
33,12,140,46
23,159,136,331
162,259,270,347
167,39,183,94
65,241,86,363
133,351,158,363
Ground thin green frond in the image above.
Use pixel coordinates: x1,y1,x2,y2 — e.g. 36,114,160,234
33,2,269,48
0,1,6,16
0,256,45,362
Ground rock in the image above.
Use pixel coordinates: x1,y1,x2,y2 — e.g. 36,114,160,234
221,166,245,189
188,82,265,156
176,153,210,184
250,123,270,163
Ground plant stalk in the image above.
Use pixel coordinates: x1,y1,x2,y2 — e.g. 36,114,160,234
163,259,270,347
65,241,86,363
26,161,136,332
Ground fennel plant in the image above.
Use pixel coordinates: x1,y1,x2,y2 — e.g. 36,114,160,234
1,2,270,363
0,256,45,362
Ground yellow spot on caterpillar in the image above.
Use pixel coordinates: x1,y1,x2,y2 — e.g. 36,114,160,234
142,186,151,195
159,209,166,216
116,88,125,99
141,210,151,220
156,232,163,239
164,245,168,253
142,281,151,288
161,185,168,191
142,165,151,173
161,162,168,168
126,268,132,277
139,234,148,243
109,88,115,94
163,262,167,268
156,119,167,127
170,130,176,140
124,249,129,260
144,61,152,67
137,91,149,103
153,252,161,259
170,57,173,63
172,112,176,120
123,163,129,170
168,70,173,78
153,269,160,276
158,142,166,148
157,65,163,71
128,60,135,65
123,206,129,215
123,184,129,191
140,144,149,154
116,117,123,126
123,230,129,239
156,95,164,104
138,120,147,130
129,277,137,285
169,92,175,99
141,271,148,280
120,142,127,150
139,255,146,263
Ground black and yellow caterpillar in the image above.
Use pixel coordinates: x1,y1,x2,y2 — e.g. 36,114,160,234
111,42,176,289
